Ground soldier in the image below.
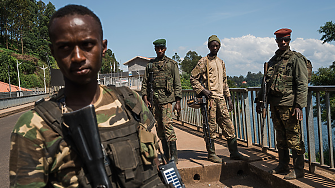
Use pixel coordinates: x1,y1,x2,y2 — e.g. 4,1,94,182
9,5,169,187
141,39,182,163
256,28,308,179
190,35,248,163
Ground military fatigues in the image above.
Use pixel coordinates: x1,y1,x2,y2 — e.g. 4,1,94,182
141,55,182,142
9,85,165,187
190,55,235,139
257,48,308,155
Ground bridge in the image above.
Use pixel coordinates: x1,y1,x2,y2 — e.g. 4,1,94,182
1,86,334,187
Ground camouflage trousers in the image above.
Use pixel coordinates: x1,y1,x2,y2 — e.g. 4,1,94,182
271,106,305,155
207,97,235,140
154,102,177,142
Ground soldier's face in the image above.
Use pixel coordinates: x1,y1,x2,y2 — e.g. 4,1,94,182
155,46,166,58
276,37,290,51
49,14,107,85
208,41,220,56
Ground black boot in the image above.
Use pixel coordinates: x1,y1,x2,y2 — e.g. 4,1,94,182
161,139,170,162
207,141,222,163
268,148,290,174
227,137,249,160
170,141,178,164
284,150,305,180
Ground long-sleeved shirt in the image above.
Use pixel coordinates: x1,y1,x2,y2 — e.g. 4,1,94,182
257,48,308,108
141,55,182,104
190,55,231,98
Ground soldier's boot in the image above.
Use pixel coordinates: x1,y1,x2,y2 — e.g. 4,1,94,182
161,139,170,162
207,141,222,163
268,148,290,174
284,150,305,180
227,137,249,161
169,141,178,164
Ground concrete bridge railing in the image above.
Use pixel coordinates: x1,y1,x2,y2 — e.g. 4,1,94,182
0,93,50,110
177,86,335,174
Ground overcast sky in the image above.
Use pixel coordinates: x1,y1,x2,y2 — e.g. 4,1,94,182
42,0,335,76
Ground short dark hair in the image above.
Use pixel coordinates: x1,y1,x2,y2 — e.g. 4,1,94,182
48,4,103,40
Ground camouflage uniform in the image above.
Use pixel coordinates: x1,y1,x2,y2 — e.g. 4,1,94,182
258,48,308,155
190,55,235,139
141,55,182,142
9,85,161,187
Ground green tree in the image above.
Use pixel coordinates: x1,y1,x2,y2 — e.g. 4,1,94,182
180,72,192,89
245,71,263,87
311,62,335,128
181,51,202,74
101,49,119,74
319,21,335,43
172,52,181,63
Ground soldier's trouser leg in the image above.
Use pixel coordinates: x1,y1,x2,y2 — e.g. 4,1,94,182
271,106,305,178
271,106,305,154
213,98,247,160
206,98,222,163
155,103,177,162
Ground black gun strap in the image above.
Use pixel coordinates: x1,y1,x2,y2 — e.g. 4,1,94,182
34,100,63,137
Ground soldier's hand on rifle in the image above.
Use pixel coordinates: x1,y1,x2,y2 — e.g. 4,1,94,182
143,95,151,108
292,107,303,121
227,97,233,112
174,100,181,114
201,89,212,98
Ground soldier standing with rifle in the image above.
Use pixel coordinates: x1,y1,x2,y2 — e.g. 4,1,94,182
142,39,182,164
256,28,308,180
9,5,170,187
190,35,248,163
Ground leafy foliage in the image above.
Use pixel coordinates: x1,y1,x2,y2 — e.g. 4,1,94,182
319,21,335,43
172,52,181,63
180,73,192,89
101,49,119,74
0,1,117,89
311,61,335,128
181,51,202,74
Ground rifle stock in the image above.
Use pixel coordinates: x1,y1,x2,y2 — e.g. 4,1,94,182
260,62,268,151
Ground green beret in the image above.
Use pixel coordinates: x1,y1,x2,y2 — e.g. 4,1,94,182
153,39,166,47
208,35,220,45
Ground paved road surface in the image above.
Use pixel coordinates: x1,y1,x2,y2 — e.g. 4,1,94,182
0,111,27,186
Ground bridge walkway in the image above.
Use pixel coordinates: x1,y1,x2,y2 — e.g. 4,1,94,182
1,103,334,187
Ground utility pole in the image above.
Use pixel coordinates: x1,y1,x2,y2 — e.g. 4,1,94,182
37,65,48,93
8,64,11,97
16,60,22,96
110,60,112,85
45,53,51,93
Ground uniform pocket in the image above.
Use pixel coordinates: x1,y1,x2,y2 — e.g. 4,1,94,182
154,75,166,88
272,73,293,95
108,140,139,180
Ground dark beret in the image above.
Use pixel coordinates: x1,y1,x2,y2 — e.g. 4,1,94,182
274,28,292,38
153,39,166,47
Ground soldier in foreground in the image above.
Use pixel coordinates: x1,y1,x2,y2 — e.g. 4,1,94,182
141,39,182,163
190,35,248,163
256,28,308,179
9,5,169,187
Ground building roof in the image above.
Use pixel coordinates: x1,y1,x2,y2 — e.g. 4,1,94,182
0,81,32,92
123,56,153,65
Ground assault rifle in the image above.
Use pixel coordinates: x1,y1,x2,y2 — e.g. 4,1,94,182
147,65,154,112
200,95,212,149
62,105,112,188
259,62,268,151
